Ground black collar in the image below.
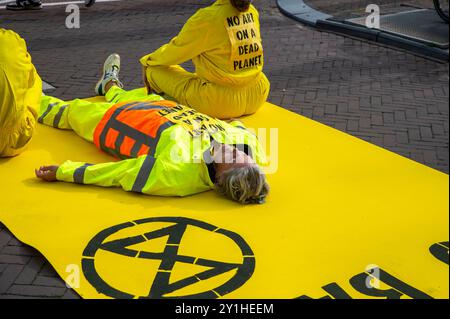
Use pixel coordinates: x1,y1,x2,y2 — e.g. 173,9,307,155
203,146,217,184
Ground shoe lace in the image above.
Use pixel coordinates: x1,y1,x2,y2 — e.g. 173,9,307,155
104,65,119,79
19,0,39,5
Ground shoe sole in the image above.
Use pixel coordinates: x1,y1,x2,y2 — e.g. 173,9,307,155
85,0,96,7
6,6,42,10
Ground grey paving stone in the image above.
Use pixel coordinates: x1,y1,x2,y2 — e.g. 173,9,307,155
0,264,8,275
33,276,67,288
7,237,25,247
62,288,81,299
7,284,66,298
0,265,24,294
0,230,10,248
39,264,59,277
0,294,50,299
0,254,31,265
15,257,46,285
1,246,39,257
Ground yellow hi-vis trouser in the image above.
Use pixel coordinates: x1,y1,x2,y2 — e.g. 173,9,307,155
38,87,162,142
145,65,270,120
0,29,42,157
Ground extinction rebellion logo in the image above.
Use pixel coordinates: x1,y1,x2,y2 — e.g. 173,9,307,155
81,217,255,299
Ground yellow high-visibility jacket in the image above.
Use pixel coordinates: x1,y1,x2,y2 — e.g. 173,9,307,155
56,101,267,197
140,0,265,87
0,29,42,157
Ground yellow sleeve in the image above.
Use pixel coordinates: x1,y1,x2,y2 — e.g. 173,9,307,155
56,156,212,197
56,158,142,191
140,10,213,67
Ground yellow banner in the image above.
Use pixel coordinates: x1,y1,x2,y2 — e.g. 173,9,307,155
0,100,448,299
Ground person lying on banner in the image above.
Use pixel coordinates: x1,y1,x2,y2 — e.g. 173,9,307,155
35,54,270,204
139,0,270,119
0,29,42,157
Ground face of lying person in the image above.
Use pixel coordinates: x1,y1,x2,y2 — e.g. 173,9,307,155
211,142,269,204
211,143,256,179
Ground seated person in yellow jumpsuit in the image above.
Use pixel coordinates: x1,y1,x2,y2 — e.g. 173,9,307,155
0,29,42,157
36,54,270,204
136,0,270,120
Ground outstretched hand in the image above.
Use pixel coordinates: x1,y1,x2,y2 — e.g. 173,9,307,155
35,165,59,182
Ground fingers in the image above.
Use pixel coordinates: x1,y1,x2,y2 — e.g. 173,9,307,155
35,169,50,181
35,165,58,182
35,167,47,178
35,168,46,179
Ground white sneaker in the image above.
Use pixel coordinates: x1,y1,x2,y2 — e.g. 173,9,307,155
95,53,124,96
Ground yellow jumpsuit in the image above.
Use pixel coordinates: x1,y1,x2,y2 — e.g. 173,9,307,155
0,29,42,157
140,0,270,119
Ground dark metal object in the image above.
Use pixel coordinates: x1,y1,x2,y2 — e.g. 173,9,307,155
85,0,95,7
347,9,449,48
434,0,449,23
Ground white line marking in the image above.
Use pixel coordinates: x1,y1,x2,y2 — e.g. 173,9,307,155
42,81,55,91
1,0,122,9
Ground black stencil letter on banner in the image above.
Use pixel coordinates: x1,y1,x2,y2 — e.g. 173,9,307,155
349,267,433,299
429,241,449,265
296,282,353,299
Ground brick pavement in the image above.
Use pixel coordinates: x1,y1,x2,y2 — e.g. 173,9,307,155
0,0,448,299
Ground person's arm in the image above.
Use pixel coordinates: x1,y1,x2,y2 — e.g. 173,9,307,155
140,10,213,67
35,157,144,191
24,65,42,120
35,155,213,196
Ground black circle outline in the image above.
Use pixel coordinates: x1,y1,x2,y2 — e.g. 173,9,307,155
82,216,255,299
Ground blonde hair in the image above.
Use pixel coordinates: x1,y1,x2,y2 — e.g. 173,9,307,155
216,165,269,204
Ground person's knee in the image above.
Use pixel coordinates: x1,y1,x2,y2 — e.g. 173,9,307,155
145,65,194,96
144,66,163,94
145,65,167,79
